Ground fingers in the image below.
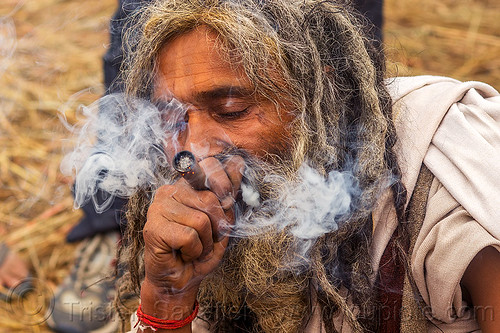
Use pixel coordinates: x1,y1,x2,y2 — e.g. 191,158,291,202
144,216,203,264
151,185,220,258
169,181,228,242
199,155,245,209
144,154,245,267
199,157,232,208
223,155,245,196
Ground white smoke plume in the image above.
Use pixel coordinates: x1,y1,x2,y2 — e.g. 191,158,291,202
60,93,186,212
261,165,356,240
233,164,359,264
62,93,360,252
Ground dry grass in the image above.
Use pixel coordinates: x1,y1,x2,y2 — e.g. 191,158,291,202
385,0,500,87
0,0,498,331
0,0,114,331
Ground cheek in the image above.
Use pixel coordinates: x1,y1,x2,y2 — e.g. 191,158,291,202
234,108,294,157
264,127,294,157
263,116,295,158
231,124,293,158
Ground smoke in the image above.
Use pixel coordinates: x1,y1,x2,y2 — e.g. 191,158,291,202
60,93,186,212
233,163,359,264
62,93,360,253
262,166,356,240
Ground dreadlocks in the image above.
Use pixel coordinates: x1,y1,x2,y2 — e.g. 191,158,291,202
116,1,407,332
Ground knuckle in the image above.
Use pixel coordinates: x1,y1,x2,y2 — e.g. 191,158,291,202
155,184,176,198
183,227,199,244
189,210,210,230
142,224,156,242
196,217,212,235
200,191,220,207
147,202,159,215
146,204,163,224
193,241,203,256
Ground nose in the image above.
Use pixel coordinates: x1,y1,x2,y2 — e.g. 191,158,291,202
181,109,229,158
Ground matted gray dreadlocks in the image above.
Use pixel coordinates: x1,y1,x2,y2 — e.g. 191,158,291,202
115,1,407,332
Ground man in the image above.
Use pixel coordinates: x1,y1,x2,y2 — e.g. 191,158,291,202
73,0,500,332
49,1,387,332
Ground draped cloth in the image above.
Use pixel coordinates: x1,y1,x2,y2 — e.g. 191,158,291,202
369,76,500,332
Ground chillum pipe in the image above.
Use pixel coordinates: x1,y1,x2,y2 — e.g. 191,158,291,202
173,150,207,190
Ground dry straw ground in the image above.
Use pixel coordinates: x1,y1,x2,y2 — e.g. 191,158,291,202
0,0,499,331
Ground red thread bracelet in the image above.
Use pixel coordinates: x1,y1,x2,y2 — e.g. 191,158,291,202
135,300,199,330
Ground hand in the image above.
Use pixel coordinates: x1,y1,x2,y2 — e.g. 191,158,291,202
462,246,500,333
141,155,245,317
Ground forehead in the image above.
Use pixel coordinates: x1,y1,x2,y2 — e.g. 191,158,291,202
154,26,251,102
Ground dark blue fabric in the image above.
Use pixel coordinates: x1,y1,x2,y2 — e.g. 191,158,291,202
66,192,127,242
353,0,384,47
103,0,148,94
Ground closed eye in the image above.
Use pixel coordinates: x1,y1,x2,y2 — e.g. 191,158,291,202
216,107,251,120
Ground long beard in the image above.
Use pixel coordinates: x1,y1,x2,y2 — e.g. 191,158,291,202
195,151,377,332
198,231,313,333
122,148,375,333
195,152,313,332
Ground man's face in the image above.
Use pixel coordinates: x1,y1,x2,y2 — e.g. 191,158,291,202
154,26,295,161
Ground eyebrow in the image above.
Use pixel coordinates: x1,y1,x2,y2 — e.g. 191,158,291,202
194,85,255,103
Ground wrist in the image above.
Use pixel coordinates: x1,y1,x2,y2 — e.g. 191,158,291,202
140,277,198,321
